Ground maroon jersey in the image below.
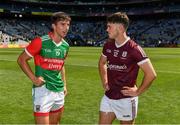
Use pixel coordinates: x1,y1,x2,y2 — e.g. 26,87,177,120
102,38,148,99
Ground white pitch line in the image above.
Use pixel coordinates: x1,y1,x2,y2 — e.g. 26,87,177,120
67,63,98,67
67,64,180,74
1,59,180,74
156,70,180,74
0,59,16,62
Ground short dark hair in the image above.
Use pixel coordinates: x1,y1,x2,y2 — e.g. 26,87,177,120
51,12,71,24
107,12,129,30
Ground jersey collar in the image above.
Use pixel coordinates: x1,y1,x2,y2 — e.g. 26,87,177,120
48,32,64,47
52,40,63,47
115,37,130,48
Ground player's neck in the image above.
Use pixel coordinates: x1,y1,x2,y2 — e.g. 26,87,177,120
115,33,128,45
51,32,63,44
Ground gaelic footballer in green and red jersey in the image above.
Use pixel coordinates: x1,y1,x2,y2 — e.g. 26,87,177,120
25,32,69,92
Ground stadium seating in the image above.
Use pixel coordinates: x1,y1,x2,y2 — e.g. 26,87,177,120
0,0,180,47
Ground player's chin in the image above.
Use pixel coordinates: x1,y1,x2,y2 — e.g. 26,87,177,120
62,33,67,38
108,35,113,39
108,36,114,40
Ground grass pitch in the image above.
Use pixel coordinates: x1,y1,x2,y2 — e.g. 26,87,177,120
0,47,180,124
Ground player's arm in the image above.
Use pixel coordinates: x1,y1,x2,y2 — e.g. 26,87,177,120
61,65,67,96
98,54,109,91
122,59,157,96
136,59,157,95
17,51,45,86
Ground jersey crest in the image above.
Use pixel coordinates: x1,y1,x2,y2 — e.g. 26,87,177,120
113,50,119,57
122,51,127,58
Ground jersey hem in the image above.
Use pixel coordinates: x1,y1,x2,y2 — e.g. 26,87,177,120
46,87,64,92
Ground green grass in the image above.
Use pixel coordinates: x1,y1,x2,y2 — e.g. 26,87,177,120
0,47,180,124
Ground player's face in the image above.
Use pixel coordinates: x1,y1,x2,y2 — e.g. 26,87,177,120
53,20,70,38
106,23,120,39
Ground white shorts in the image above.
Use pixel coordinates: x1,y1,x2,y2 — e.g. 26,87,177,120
100,95,138,121
32,85,64,116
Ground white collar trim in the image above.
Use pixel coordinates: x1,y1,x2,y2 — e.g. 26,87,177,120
115,37,130,48
52,39,64,47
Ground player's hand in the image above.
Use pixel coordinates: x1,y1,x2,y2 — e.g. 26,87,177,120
64,86,67,96
32,76,46,87
103,82,110,91
121,85,138,97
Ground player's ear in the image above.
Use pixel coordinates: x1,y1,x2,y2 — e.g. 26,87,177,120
52,24,56,30
119,24,123,30
119,24,126,33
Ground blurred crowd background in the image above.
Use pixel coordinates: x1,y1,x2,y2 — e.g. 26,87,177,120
0,0,180,47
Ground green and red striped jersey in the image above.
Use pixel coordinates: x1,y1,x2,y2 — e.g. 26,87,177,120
25,32,69,92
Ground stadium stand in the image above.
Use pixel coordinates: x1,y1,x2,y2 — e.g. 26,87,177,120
0,0,180,47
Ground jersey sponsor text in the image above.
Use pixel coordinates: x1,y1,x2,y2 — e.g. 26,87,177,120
107,64,127,71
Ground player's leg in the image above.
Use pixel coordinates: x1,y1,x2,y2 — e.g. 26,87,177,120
49,107,64,124
99,111,116,124
32,85,53,124
35,116,49,124
120,119,135,125
114,97,138,125
49,91,65,124
99,95,116,124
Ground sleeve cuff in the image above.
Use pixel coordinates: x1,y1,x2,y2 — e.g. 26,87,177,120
137,58,149,66
101,53,107,58
25,48,33,58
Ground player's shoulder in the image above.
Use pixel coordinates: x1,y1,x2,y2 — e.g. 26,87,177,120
30,34,49,44
31,36,42,43
41,34,51,42
127,39,140,49
127,39,146,55
62,39,69,47
127,39,137,46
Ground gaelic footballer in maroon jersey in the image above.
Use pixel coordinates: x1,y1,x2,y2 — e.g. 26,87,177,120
98,12,156,124
102,38,149,99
